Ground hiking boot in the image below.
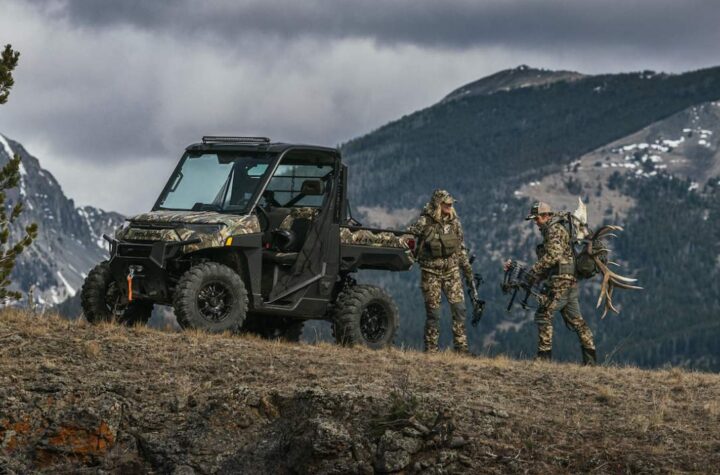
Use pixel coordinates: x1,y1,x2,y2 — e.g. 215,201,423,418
582,347,597,366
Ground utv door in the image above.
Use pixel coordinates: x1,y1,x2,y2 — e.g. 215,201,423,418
263,150,341,314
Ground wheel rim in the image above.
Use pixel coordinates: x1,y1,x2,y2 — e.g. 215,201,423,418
197,281,233,323
360,302,388,343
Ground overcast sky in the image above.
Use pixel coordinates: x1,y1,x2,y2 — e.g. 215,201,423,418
1,0,719,215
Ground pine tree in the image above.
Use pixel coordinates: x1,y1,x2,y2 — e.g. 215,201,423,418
0,45,20,105
0,44,38,301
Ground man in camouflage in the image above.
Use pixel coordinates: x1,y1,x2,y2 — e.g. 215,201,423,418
511,202,596,364
407,189,473,353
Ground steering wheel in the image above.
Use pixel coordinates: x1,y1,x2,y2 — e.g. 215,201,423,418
262,189,282,208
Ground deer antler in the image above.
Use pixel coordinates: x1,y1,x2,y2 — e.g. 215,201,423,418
588,225,643,318
594,256,643,318
593,224,623,240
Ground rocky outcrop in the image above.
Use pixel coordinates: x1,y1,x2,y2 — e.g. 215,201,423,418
0,377,474,474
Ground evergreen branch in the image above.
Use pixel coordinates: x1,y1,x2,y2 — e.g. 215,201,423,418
0,44,20,105
0,46,38,302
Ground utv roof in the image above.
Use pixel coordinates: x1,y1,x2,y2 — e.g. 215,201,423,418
185,136,339,155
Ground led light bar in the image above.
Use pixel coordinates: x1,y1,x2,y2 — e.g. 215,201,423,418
202,136,271,144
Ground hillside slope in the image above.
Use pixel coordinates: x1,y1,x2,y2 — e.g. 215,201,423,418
1,310,719,474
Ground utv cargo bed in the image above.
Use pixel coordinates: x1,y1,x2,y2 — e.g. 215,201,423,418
339,225,415,272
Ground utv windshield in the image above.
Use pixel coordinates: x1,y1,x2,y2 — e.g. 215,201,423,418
155,152,275,213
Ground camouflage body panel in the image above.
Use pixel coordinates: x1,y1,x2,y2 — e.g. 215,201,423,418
279,207,320,231
277,208,413,250
116,210,261,253
339,227,414,250
288,207,320,221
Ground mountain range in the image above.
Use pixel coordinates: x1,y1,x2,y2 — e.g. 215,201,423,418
2,64,720,370
0,134,123,307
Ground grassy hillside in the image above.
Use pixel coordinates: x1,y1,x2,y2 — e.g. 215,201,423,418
2,310,719,473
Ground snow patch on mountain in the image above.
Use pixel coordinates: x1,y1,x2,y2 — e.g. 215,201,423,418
56,271,76,297
514,100,720,225
0,134,14,159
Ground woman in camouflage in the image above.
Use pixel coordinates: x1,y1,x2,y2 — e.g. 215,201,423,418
407,189,473,353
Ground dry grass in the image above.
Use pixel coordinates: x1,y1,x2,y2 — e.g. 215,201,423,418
594,384,617,404
1,308,720,473
82,340,101,358
704,400,720,418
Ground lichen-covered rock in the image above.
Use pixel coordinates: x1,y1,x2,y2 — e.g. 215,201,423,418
374,429,424,472
35,411,117,466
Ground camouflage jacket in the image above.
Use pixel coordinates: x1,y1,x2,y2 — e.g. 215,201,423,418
407,212,472,278
530,215,575,283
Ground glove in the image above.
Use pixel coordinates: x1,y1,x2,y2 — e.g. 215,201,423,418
525,271,539,288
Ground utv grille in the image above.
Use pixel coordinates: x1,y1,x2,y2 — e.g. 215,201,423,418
118,242,154,258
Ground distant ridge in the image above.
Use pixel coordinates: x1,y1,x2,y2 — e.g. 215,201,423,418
442,64,585,103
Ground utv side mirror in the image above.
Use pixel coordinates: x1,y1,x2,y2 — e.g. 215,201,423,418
300,179,323,196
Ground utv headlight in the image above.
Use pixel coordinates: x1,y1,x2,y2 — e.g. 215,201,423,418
183,223,226,234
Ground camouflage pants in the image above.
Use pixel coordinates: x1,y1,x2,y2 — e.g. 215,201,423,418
421,269,468,352
535,281,595,354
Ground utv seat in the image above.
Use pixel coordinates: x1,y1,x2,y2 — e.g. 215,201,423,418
262,208,293,243
263,214,314,266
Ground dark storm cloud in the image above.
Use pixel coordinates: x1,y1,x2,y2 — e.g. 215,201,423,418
31,0,720,53
4,0,720,215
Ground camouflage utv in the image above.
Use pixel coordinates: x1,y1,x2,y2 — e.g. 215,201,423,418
80,136,415,348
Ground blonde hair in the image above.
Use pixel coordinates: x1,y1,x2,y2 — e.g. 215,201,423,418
432,202,456,222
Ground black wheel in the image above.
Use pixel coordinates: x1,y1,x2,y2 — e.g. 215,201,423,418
80,262,153,325
173,262,248,333
332,284,398,349
243,315,304,342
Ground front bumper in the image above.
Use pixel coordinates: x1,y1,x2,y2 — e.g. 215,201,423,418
104,234,200,303
105,234,201,269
